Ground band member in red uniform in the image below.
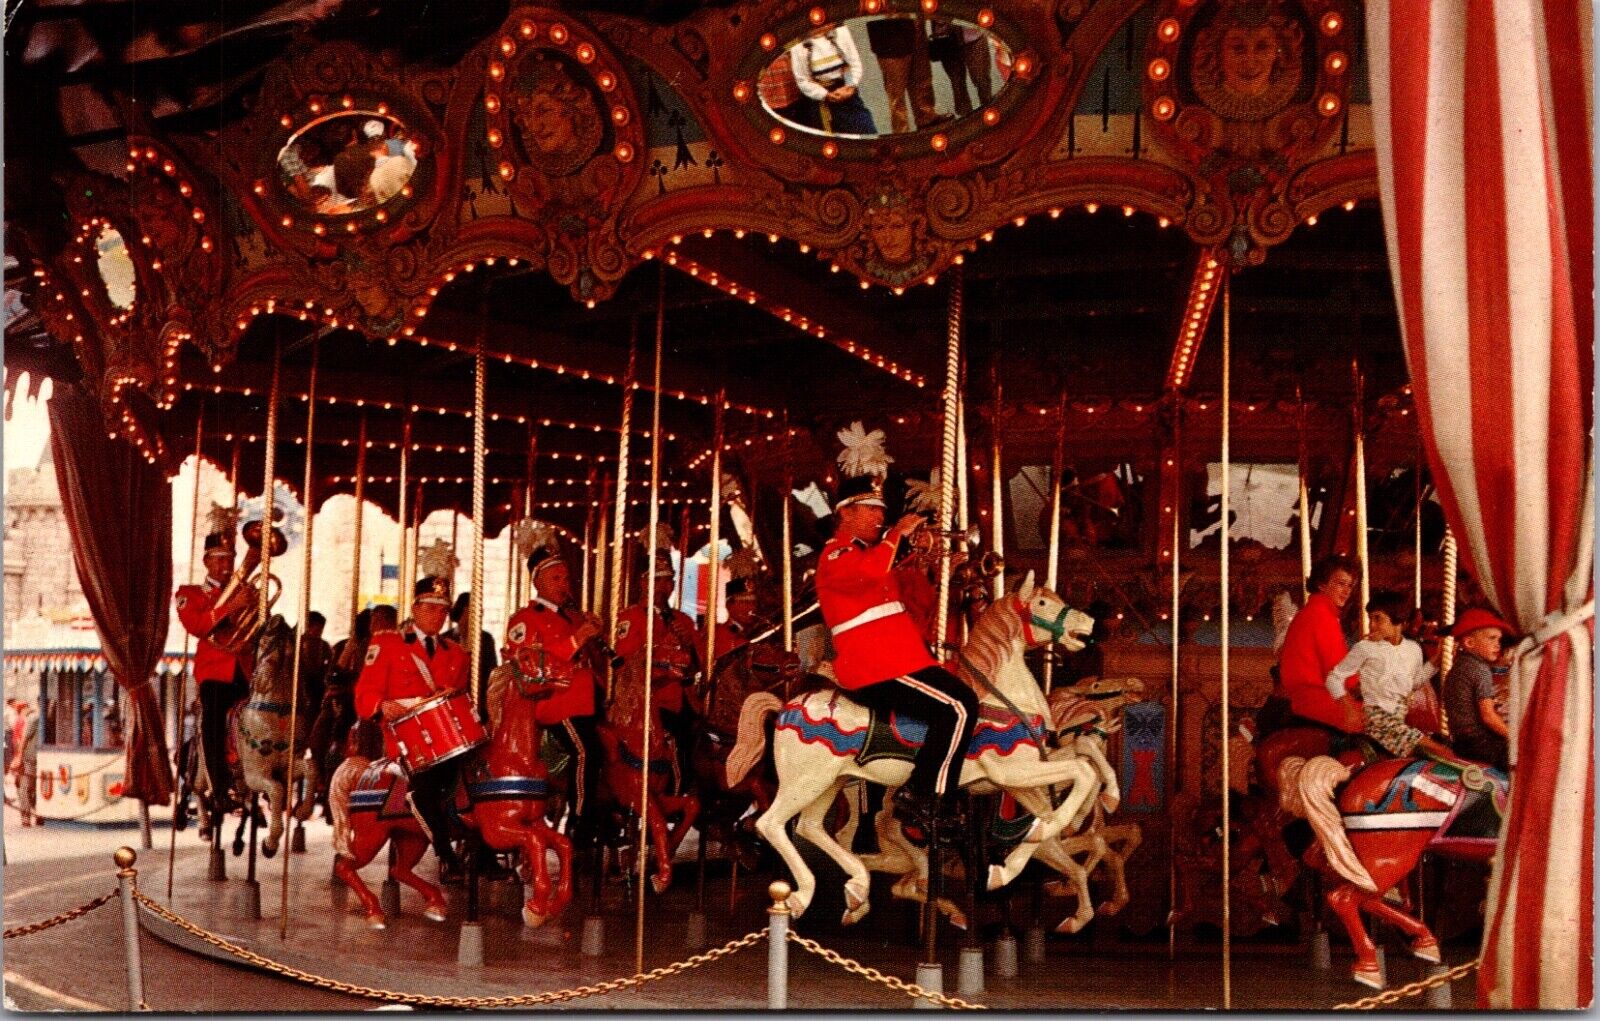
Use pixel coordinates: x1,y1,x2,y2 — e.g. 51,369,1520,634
817,472,979,828
175,512,258,816
504,540,606,843
703,577,759,664
356,553,470,871
615,552,701,781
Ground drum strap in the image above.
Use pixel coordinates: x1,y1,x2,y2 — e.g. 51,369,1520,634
408,650,440,694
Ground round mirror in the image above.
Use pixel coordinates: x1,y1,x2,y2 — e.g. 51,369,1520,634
94,224,136,311
761,15,1014,139
277,111,421,215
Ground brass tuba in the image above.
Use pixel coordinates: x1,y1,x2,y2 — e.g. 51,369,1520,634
206,520,286,655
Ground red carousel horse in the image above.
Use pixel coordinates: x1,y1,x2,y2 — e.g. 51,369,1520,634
1279,752,1509,989
327,648,576,929
596,649,701,895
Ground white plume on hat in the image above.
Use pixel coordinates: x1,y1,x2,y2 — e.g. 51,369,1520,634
904,468,942,514
363,119,385,139
418,539,458,580
514,518,556,558
653,521,676,551
835,421,892,479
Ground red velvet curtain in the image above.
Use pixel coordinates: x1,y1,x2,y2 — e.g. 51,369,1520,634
48,384,174,806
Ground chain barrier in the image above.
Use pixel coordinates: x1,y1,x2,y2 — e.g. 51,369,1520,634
787,931,987,1010
1331,959,1478,1010
4,890,117,938
133,890,764,1008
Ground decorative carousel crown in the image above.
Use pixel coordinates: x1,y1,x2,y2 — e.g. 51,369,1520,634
415,539,458,606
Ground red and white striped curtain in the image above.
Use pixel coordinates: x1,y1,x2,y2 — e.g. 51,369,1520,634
1367,0,1593,1007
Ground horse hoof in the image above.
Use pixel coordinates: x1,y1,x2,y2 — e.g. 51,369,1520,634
650,874,671,896
522,906,549,928
367,915,387,930
841,901,870,926
1024,818,1047,843
423,905,447,923
786,893,808,918
1055,917,1082,935
1098,902,1125,917
986,864,1006,892
1099,794,1120,814
261,843,278,860
947,910,968,931
1411,938,1441,964
1351,967,1385,991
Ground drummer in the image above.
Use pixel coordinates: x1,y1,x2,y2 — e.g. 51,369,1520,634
503,538,606,846
355,548,470,874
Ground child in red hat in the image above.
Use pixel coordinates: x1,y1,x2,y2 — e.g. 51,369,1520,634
1442,607,1516,771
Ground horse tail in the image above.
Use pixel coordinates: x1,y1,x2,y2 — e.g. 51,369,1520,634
725,692,783,788
328,755,369,859
1290,754,1380,893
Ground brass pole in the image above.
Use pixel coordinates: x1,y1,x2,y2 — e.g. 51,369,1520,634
469,330,488,709
989,363,1005,602
703,393,725,673
635,266,667,976
581,468,599,613
781,422,795,654
1414,437,1424,609
1297,387,1312,604
1352,360,1370,634
398,415,412,619
1043,391,1067,695
607,321,639,702
259,338,281,623
933,267,962,710
410,481,424,604
280,337,319,939
1219,272,1232,1010
168,400,206,901
1167,395,1182,960
349,414,368,633
1439,527,1459,684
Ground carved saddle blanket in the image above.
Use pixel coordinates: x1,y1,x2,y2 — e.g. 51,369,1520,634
1341,757,1509,858
775,695,1045,765
346,757,549,830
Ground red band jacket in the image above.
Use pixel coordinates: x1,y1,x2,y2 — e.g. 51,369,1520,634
614,602,699,713
503,599,596,724
816,535,937,689
174,578,252,685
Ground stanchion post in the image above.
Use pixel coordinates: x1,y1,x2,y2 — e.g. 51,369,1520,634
767,880,790,1010
114,847,147,1011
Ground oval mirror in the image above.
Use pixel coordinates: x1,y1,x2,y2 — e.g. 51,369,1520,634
277,111,421,215
761,15,1014,139
94,224,136,311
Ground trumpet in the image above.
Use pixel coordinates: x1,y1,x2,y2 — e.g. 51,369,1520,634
902,521,983,560
206,521,286,655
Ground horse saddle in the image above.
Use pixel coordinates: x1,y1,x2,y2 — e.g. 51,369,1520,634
857,703,1042,767
350,758,472,826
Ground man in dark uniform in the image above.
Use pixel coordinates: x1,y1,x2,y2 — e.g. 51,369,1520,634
817,472,979,829
503,541,607,844
356,547,470,872
175,507,258,816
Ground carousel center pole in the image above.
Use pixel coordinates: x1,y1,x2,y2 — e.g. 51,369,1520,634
607,319,639,703
279,337,319,939
168,400,205,901
635,265,668,977
1219,272,1233,1010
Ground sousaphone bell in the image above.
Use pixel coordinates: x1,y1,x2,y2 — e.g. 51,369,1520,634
206,519,287,655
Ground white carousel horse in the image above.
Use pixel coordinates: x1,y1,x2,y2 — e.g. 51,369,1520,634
725,572,1100,922
838,674,1145,934
202,615,319,857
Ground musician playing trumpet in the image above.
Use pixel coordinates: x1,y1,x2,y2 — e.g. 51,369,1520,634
355,542,469,873
616,551,702,784
174,505,257,817
502,532,605,846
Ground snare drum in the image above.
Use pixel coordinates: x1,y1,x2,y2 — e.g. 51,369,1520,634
385,690,487,774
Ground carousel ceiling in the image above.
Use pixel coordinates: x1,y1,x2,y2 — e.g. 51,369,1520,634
5,0,1420,545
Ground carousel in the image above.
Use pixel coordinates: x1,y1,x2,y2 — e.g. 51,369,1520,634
2,0,1590,1011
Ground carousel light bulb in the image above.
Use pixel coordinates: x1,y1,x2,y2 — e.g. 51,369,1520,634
1085,202,1099,214
1343,199,1356,211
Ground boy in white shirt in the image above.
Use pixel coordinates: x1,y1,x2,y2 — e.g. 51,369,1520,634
1324,590,1454,761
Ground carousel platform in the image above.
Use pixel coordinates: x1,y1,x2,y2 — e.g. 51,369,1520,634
137,818,1480,1011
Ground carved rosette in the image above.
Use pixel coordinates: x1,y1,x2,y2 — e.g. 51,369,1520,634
1144,0,1354,263
478,9,644,303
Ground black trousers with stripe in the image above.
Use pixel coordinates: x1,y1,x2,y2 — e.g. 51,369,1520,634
847,666,979,798
549,713,604,830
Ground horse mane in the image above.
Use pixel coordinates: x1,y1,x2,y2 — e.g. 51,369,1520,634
957,596,1022,695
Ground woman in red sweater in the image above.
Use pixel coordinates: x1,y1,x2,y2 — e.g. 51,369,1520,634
1275,555,1365,734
